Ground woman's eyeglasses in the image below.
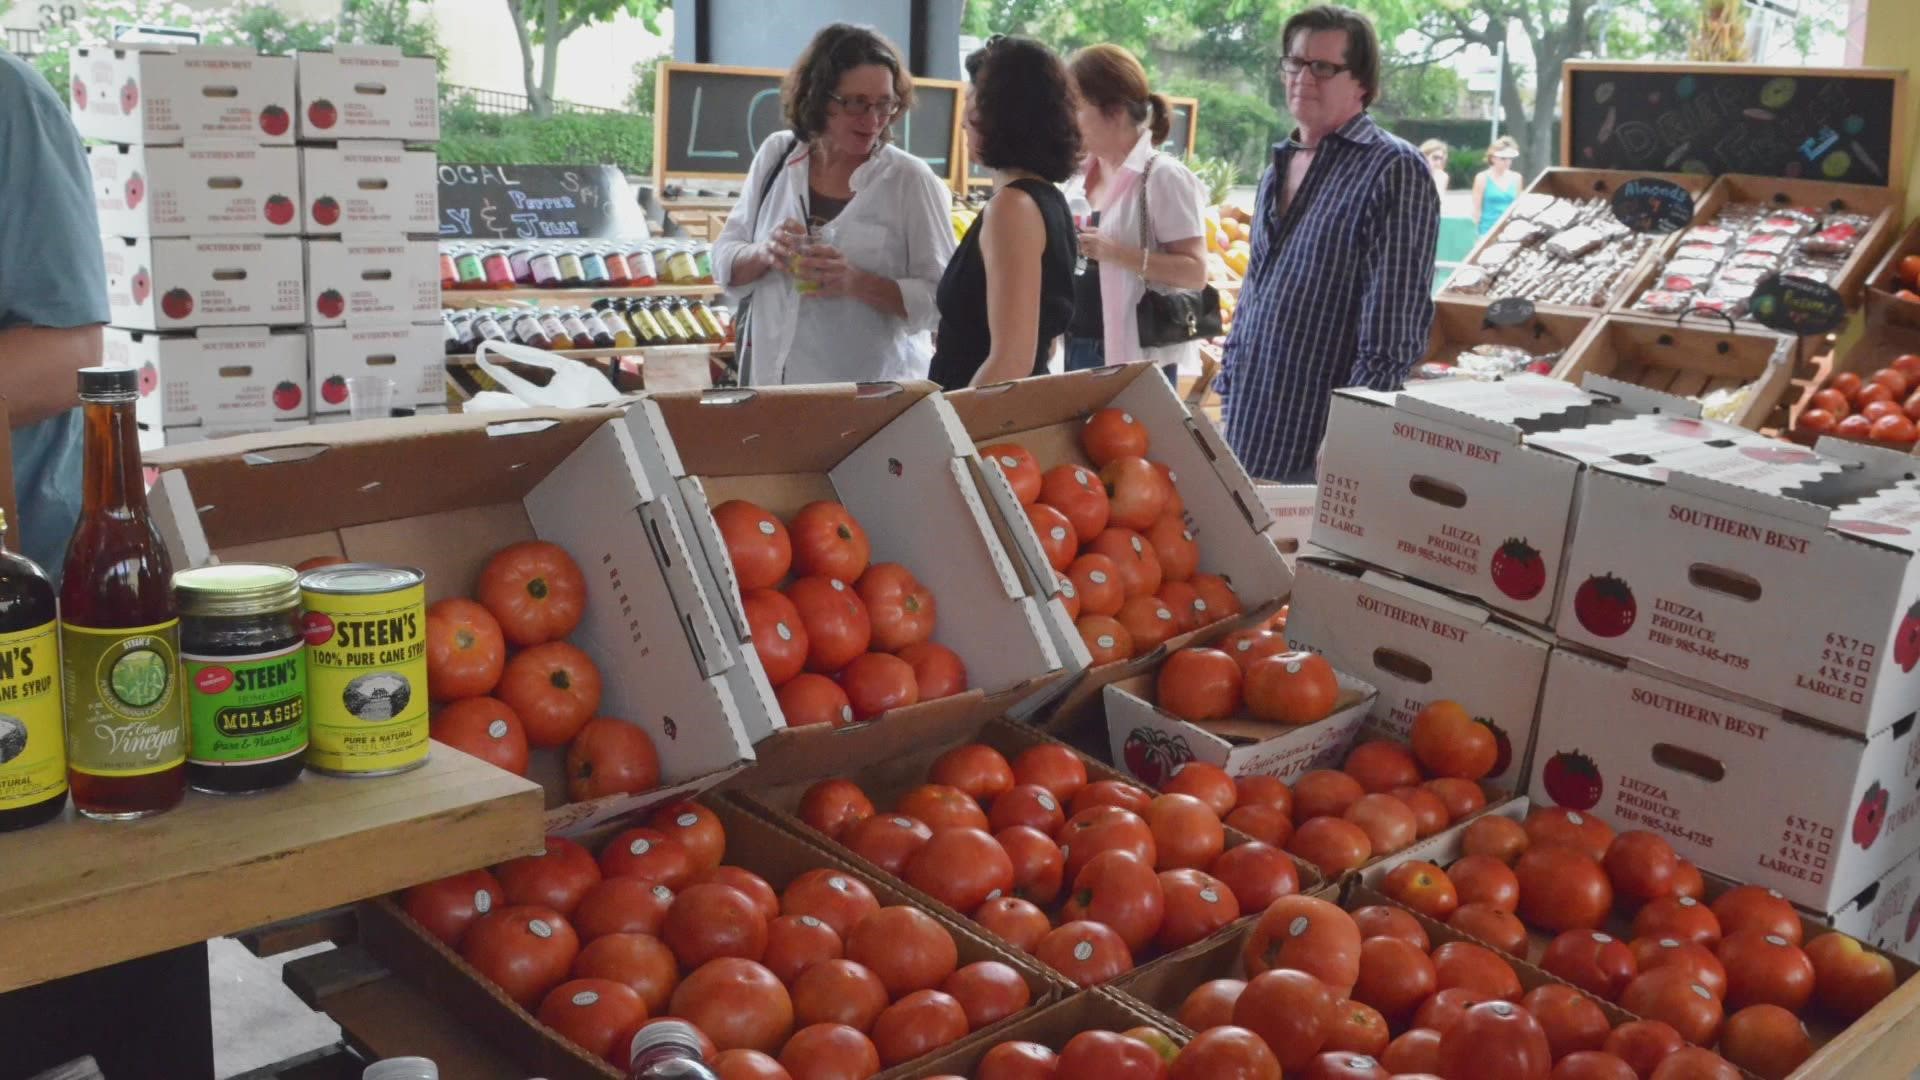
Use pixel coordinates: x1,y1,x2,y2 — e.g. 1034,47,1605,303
1280,56,1352,80
828,92,903,119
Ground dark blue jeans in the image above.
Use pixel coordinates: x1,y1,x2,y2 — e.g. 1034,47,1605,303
1066,336,1178,385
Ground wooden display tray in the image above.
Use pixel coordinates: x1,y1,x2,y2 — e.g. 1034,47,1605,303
1784,316,1920,452
0,745,543,993
1554,311,1795,429
440,285,719,308
1864,216,1920,332
1422,297,1598,371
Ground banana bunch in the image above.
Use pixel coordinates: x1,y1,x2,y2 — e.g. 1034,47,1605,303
950,208,979,241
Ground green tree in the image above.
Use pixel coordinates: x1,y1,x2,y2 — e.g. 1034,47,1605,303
508,0,664,116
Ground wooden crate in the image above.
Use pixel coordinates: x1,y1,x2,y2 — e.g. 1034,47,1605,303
1787,317,1920,451
1864,215,1920,331
1421,298,1598,372
1553,312,1794,429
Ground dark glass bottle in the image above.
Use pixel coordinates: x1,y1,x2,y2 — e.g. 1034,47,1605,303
0,507,65,831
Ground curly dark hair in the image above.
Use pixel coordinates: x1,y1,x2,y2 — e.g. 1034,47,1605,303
964,35,1081,183
783,24,914,144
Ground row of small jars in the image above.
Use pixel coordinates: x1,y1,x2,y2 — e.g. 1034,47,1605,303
444,297,731,354
440,241,715,291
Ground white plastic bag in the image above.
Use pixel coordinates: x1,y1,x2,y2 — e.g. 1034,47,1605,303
468,338,624,411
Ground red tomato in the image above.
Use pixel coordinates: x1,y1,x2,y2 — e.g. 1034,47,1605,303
1293,768,1365,820
977,1041,1060,1079
1620,967,1724,1047
855,562,937,652
1399,786,1455,840
1838,413,1876,439
1631,937,1727,1000
1871,413,1916,443
571,879,674,942
1864,399,1904,423
784,575,872,674
1207,841,1300,912
899,783,990,831
669,957,794,1054
1041,464,1112,544
845,905,959,996
537,978,647,1066
1344,793,1418,856
1225,803,1293,846
1552,1052,1640,1080
870,989,970,1067
1026,501,1080,571
461,904,580,1007
997,823,1068,905
431,697,529,777
1437,1001,1551,1080
1146,793,1226,870
790,958,889,1032
1352,935,1438,1024
1717,931,1814,1012
1057,804,1157,881
663,882,768,968
1102,456,1172,531
1178,978,1247,1031
1147,515,1201,583
496,641,602,748
1805,930,1897,1019
844,813,933,876
1077,613,1134,665
1450,854,1520,912
1220,628,1291,675
497,836,602,916
1710,886,1801,945
778,672,855,728
1233,968,1334,1069
942,960,1031,1030
1090,527,1164,599
1811,387,1853,416
798,778,875,840
1070,778,1155,818
1632,896,1723,949
566,717,661,803
1674,862,1706,902
476,540,586,646
597,828,694,888
1343,741,1423,793
895,641,967,700
761,913,842,984
1874,366,1913,399
425,598,506,701
1423,778,1488,823
1157,647,1243,722
1035,920,1133,986
1718,1004,1813,1079
982,442,1042,505
1541,930,1638,1001
1189,573,1242,619
1604,831,1679,903
1298,1050,1388,1079
1432,941,1522,1001
1516,845,1614,932
1798,408,1839,434
1156,868,1240,949
1381,1029,1444,1075
1523,984,1611,1060
1409,700,1497,781
1860,381,1898,407
930,743,1015,802
403,868,504,948
1160,761,1234,815
789,501,871,582
1381,860,1458,921
1082,407,1151,465
781,868,882,940
646,802,726,873
1351,905,1429,950
976,895,1052,953
1832,371,1865,397
1647,1047,1741,1079
990,783,1067,834
840,652,919,722
1448,904,1529,957
1288,817,1373,875
1057,1029,1169,1080
712,1048,790,1080
1243,894,1363,995
1321,999,1390,1057
1462,815,1530,863
1169,1025,1281,1080
1012,743,1089,801
777,1023,881,1078
572,931,678,1015
711,499,792,591
1413,987,1494,1034
906,826,1015,913
1245,651,1340,726
1117,594,1179,654
742,587,809,687
1060,848,1166,951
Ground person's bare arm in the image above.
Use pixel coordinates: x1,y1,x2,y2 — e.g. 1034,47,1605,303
0,324,100,427
970,187,1047,387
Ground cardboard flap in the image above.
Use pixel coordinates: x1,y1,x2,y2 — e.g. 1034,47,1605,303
647,381,933,475
1814,437,1920,480
1184,405,1273,533
1579,373,1704,418
945,364,1144,437
671,475,750,640
637,494,736,677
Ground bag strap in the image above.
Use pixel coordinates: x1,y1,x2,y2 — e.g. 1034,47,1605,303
749,135,795,235
1136,151,1158,252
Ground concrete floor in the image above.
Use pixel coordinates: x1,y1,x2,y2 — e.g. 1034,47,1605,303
209,938,342,1078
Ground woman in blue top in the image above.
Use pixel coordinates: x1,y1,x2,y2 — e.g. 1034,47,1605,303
1472,135,1522,236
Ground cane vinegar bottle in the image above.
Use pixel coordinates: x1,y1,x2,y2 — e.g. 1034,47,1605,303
61,366,187,818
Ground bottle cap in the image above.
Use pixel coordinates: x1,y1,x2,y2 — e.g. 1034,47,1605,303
77,366,139,402
627,1019,706,1065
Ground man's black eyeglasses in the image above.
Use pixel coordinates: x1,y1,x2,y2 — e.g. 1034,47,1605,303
1281,56,1352,80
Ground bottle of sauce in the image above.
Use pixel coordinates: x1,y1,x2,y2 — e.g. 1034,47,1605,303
61,367,187,819
626,1020,718,1079
579,307,617,349
512,310,552,350
528,247,563,288
603,246,633,287
555,247,586,287
624,299,668,345
0,507,65,831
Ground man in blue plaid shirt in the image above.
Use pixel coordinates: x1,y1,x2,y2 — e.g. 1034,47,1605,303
1218,5,1438,483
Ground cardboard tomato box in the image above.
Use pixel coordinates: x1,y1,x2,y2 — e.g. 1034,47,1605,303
87,140,300,238
1526,648,1920,915
101,235,306,331
298,144,438,236
104,326,310,434
304,236,440,326
145,407,755,834
1256,482,1316,567
904,989,1183,1076
944,364,1295,736
1283,556,1551,793
1550,423,1920,737
621,383,1065,777
308,323,445,415
1829,846,1920,966
69,45,296,146
295,47,439,142
1102,668,1377,784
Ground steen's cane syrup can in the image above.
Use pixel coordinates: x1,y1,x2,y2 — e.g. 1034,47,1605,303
298,564,428,776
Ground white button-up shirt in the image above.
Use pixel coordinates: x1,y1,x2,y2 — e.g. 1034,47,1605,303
714,134,956,386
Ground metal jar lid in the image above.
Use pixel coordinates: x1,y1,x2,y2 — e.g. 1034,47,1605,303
299,563,426,595
174,563,302,617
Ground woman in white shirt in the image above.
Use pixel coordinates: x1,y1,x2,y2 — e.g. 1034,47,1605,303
714,24,956,385
1063,44,1210,378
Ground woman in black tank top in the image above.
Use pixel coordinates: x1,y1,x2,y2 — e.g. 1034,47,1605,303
929,36,1082,390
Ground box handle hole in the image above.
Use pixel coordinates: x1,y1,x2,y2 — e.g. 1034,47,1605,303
216,365,254,378
365,353,398,367
207,176,243,190
1372,647,1432,684
361,269,392,281
353,82,389,96
1688,563,1761,601
358,178,389,191
1652,742,1726,783
1409,475,1467,509
212,268,248,281
201,85,240,98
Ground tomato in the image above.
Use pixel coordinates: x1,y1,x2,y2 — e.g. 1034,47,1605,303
798,779,875,841
870,988,969,1067
572,931,678,1015
498,837,602,915
1632,897,1723,950
1344,794,1417,856
1552,1052,1640,1080
1631,937,1726,1000
1449,904,1529,957
1162,761,1236,815
1117,594,1180,654
1462,815,1530,863
996,824,1067,905
1409,701,1497,781
777,1023,881,1078
1717,931,1814,1012
899,783,990,831
1225,804,1292,846
1433,941,1522,1001
1012,743,1089,802
670,957,794,1054
785,576,872,674
711,499,793,591
1620,967,1723,1046
461,904,580,1007
1101,456,1172,531
1352,904,1429,950
1832,371,1866,398
1293,769,1365,821
1381,1029,1444,1075
927,743,1013,803
1710,886,1801,945
1860,381,1898,407
1298,1050,1387,1079
1322,999,1390,1057
713,1047,791,1080
742,588,809,687
403,868,504,948
1057,1030,1169,1080
1169,1025,1281,1080
1156,868,1240,950
1902,352,1920,376
990,784,1067,835
1036,919,1133,986
1437,1001,1551,1080
647,801,725,873
1604,1020,1687,1080
1805,930,1897,1019
1718,1004,1812,1080
1604,831,1679,903
1522,984,1610,1059
1343,741,1423,794
1353,935,1437,1023
906,827,1015,913
1875,366,1915,399
1147,515,1201,583
789,501,871,582
1208,841,1299,911
1056,574,1084,622
1067,554,1126,622
1540,930,1636,1000
663,882,768,968
426,598,506,700
1647,1047,1741,1079
1244,894,1363,994
791,958,890,1032
1525,808,1616,862
778,673,855,728
942,960,1031,1030
977,1040,1060,1080
1070,779,1155,818
1241,651,1339,725
781,869,881,941
1838,413,1876,438
976,895,1052,953
1413,987,1494,1034
1516,846,1613,932
1422,778,1487,823
1449,854,1520,912
1146,793,1226,870
1233,968,1334,1068
1220,629,1291,675
1811,388,1852,416
598,828,693,888
1178,977,1247,1029
1057,805,1157,881
895,641,967,700
844,814,933,876
538,978,647,1066
840,652,919,721
1798,408,1839,434
982,442,1043,505
497,641,602,747
1155,579,1208,635
854,563,937,653
572,879,675,942
1077,614,1134,665
1059,848,1165,951
1156,647,1242,723
846,905,959,996
1391,786,1452,838
1873,413,1918,444
1039,462,1114,544
432,696,529,776
566,717,660,802
476,540,586,646
1382,860,1458,921
1288,817,1373,875
1082,407,1151,465
1189,573,1242,619
1671,861,1704,902
1026,501,1080,571
760,913,842,984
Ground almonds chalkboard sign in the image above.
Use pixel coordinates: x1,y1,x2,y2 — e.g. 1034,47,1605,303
1610,177,1696,234
1749,273,1849,336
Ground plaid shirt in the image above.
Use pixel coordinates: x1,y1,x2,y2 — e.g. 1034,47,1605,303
1218,111,1438,481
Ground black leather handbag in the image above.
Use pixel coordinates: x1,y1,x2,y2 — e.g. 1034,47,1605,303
1133,153,1223,349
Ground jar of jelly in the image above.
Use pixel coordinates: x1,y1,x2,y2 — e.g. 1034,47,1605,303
625,299,668,345
507,248,535,285
472,309,510,345
452,247,488,290
528,247,563,288
538,310,572,348
667,300,707,343
555,248,586,287
579,308,617,349
686,299,725,343
593,300,636,349
691,246,714,284
660,299,699,343
579,249,610,287
438,250,458,291
664,245,700,285
629,245,659,287
513,311,552,350
559,309,594,350
602,247,633,286
481,249,516,289
442,312,468,355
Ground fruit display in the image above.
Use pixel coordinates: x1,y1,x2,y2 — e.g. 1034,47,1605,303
1205,203,1251,282
1444,194,1662,309
1792,349,1920,447
1881,247,1920,307
1630,201,1876,320
709,496,969,730
395,799,1045,1073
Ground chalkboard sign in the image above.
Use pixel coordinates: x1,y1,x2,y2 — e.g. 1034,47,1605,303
1562,62,1907,186
1610,177,1695,234
655,62,964,190
1749,273,1849,336
436,163,635,240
